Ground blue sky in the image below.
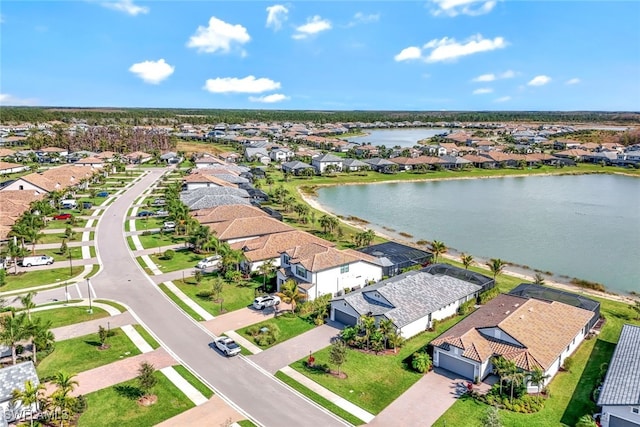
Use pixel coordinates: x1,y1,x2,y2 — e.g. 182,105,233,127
1,1,639,111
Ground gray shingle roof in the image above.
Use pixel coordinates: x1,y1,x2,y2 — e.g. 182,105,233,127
342,158,368,168
185,195,251,210
314,153,343,162
181,187,250,203
598,324,640,406
0,361,39,403
335,270,482,328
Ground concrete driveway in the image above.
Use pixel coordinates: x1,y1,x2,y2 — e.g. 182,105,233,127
369,367,471,427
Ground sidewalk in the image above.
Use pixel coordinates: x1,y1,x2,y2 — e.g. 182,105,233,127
151,268,195,284
33,241,93,249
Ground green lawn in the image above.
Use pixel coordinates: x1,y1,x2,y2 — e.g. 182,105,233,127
137,232,188,249
127,236,136,250
86,264,101,278
78,371,195,427
31,306,109,328
3,266,84,291
435,298,640,427
172,365,214,399
44,218,88,230
158,283,205,321
37,328,142,379
172,276,261,316
38,233,81,245
237,314,317,350
134,218,165,231
275,371,365,425
146,249,204,273
38,247,83,262
94,299,127,313
133,324,161,350
291,315,465,414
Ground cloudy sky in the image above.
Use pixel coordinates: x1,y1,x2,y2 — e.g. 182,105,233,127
1,1,639,110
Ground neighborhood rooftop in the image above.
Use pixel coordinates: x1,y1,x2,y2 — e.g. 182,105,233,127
597,324,640,406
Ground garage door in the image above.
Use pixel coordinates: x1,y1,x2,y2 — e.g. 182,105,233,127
333,309,357,326
437,353,475,380
609,415,639,427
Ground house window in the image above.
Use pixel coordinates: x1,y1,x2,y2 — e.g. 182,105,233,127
632,407,639,414
340,264,349,274
282,254,290,265
296,265,306,278
19,185,24,190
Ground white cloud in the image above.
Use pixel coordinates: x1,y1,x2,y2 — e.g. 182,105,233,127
249,93,289,103
101,0,149,16
293,15,332,39
129,59,174,84
528,75,551,86
0,93,38,106
394,46,422,62
423,34,507,62
566,77,581,85
429,0,497,17
347,12,380,27
203,76,281,94
500,69,515,79
473,88,493,95
494,96,511,102
472,73,496,82
187,16,251,54
266,5,288,31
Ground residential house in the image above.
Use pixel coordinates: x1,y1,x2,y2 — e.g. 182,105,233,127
0,165,95,194
431,294,593,385
74,157,104,168
461,154,497,169
357,241,432,277
124,151,152,164
277,243,383,301
269,148,295,162
206,216,293,245
0,190,44,242
312,153,343,174
182,174,236,191
281,161,315,176
180,187,252,210
0,162,29,176
0,362,40,426
192,204,269,224
245,147,269,163
363,158,396,173
354,145,380,158
218,152,241,163
422,145,447,157
39,146,69,157
160,152,182,164
194,155,227,169
330,268,482,338
341,158,369,172
553,149,591,162
439,155,472,170
597,324,640,427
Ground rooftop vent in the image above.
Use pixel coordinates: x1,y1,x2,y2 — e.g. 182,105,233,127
505,310,510,315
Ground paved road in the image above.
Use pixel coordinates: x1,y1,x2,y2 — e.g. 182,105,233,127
89,169,346,427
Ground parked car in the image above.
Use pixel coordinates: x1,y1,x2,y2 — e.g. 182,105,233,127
82,201,93,209
60,199,77,209
214,336,241,357
19,255,54,267
253,295,281,310
96,191,109,197
155,210,169,216
161,221,176,232
195,255,221,269
151,198,166,207
53,213,72,220
137,210,154,217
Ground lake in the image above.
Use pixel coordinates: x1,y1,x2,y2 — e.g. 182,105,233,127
343,128,450,148
316,174,640,294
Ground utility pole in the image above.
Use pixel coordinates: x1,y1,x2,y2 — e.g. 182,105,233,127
87,278,93,314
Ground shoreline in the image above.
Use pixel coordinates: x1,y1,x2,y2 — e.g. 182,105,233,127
297,187,637,306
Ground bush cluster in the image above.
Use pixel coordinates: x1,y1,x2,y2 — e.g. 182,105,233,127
246,323,281,347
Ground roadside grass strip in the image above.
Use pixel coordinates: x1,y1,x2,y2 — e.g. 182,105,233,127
158,283,205,322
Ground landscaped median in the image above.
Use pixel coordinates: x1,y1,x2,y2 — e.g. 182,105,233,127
170,276,262,316
1,266,84,292
237,314,317,350
136,249,204,273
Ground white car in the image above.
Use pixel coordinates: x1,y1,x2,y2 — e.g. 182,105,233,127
253,295,281,310
214,336,241,357
195,255,221,270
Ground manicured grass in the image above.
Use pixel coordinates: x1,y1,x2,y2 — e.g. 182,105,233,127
37,328,142,379
38,247,83,262
158,283,205,321
291,315,465,414
134,218,164,231
137,232,188,249
3,266,84,291
124,219,131,232
44,218,87,230
78,371,195,427
38,233,80,245
172,276,261,316
237,314,317,350
435,299,640,427
127,236,136,250
135,256,152,274
133,324,161,350
147,249,204,273
275,371,365,425
236,421,258,427
31,306,109,328
94,299,127,313
86,264,101,278
172,365,214,399
89,246,96,258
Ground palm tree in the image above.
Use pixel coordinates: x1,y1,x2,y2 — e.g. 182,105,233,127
487,258,507,280
16,291,38,320
11,380,45,427
52,371,79,397
25,228,45,255
460,253,474,270
276,279,307,312
258,259,275,288
29,317,54,365
430,240,447,263
0,313,30,365
528,367,549,397
319,215,332,234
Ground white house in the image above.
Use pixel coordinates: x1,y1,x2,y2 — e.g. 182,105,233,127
598,324,640,427
330,269,482,338
269,148,295,162
182,174,235,191
311,153,343,174
0,162,29,175
431,294,592,386
276,243,382,301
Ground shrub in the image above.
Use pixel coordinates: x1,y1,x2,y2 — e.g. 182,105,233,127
162,249,175,260
411,352,432,373
458,299,476,315
478,287,501,304
196,290,214,298
575,414,597,427
563,357,575,372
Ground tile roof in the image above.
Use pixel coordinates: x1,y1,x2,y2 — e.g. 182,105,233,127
207,216,293,241
431,294,593,371
192,204,269,224
231,230,334,262
182,174,235,187
598,324,640,406
0,148,16,157
284,243,365,272
0,361,40,403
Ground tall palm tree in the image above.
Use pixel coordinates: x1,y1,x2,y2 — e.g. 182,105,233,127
276,279,307,312
16,292,38,321
0,313,30,365
430,240,447,263
25,228,45,255
51,371,79,397
11,380,45,427
528,367,549,397
258,259,275,288
460,253,474,270
29,317,54,365
487,258,507,280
